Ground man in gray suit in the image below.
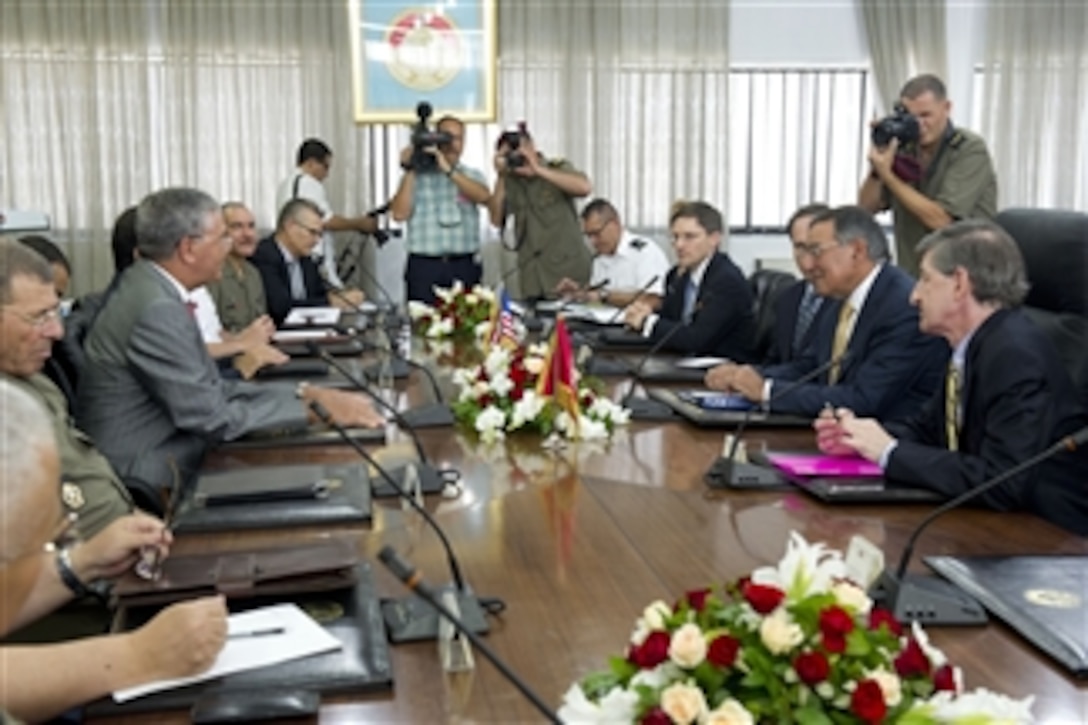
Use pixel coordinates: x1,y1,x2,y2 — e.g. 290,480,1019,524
78,188,383,508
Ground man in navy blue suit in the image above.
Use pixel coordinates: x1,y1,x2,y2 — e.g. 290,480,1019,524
623,201,757,361
815,220,1088,534
764,202,832,364
705,205,945,422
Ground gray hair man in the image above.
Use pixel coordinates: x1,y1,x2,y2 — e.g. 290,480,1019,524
77,188,383,510
0,380,228,722
815,220,1088,533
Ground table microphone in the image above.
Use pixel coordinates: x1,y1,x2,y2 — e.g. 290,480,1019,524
309,401,503,643
704,351,852,490
331,260,404,330
617,320,688,420
604,273,660,325
379,546,560,724
870,425,1088,626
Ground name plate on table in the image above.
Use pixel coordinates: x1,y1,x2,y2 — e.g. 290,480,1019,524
173,463,371,533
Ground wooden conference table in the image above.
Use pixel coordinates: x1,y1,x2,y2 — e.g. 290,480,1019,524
94,352,1088,724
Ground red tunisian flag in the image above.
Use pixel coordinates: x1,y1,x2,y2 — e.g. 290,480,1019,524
536,317,581,427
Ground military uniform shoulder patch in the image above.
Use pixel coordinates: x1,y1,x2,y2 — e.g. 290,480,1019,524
545,157,567,167
948,131,965,150
61,482,85,510
630,238,648,250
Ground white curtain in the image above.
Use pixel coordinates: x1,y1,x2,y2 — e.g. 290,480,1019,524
497,0,730,231
0,0,381,296
857,0,948,113
1,0,729,298
977,0,1088,209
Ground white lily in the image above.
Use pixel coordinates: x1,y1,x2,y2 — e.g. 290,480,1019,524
557,684,638,724
750,531,847,601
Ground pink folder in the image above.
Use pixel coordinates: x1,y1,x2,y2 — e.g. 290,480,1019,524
766,453,883,478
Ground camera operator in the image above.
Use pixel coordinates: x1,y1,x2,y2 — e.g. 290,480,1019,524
858,74,997,276
390,113,490,304
486,126,593,300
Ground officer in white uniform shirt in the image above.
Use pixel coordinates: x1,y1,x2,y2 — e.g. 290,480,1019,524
275,138,375,297
555,198,669,308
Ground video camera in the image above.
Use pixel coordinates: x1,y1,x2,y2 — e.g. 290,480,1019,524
871,103,920,147
498,122,530,169
409,101,453,173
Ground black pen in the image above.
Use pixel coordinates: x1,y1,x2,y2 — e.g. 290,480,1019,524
228,627,286,640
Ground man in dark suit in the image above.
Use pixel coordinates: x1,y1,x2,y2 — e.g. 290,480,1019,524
251,198,349,325
764,203,832,364
78,188,383,508
816,220,1088,533
623,201,756,361
706,205,945,422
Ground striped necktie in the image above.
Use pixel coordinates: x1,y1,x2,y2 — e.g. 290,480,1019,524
945,362,960,451
792,286,822,355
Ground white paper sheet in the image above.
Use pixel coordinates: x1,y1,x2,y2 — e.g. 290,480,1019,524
284,307,341,326
561,303,624,326
272,328,339,342
113,603,342,703
674,356,731,369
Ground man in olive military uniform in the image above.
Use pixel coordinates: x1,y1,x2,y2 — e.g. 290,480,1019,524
858,74,997,276
487,128,594,300
207,202,269,333
0,239,134,537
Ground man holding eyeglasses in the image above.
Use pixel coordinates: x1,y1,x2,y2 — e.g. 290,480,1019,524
390,115,490,305
704,205,945,422
555,198,669,308
252,198,363,325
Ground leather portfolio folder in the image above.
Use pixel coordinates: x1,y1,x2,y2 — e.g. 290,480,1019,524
276,339,365,357
926,554,1088,678
173,463,371,533
254,359,330,379
87,563,393,716
112,539,359,607
222,424,385,450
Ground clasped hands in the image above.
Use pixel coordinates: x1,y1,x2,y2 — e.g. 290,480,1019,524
703,363,766,402
814,407,894,462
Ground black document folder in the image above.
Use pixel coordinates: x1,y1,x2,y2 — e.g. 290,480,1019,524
926,554,1088,678
85,563,393,716
646,388,811,428
174,463,371,533
222,424,385,450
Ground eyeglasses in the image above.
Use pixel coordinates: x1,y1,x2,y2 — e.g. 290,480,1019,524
3,304,62,329
293,219,323,237
584,219,613,238
794,241,843,259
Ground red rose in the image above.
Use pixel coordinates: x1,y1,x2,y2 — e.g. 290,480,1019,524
686,588,711,612
707,635,740,668
580,392,595,408
793,651,831,685
509,363,528,388
640,707,671,725
933,664,958,692
476,368,489,382
819,606,854,654
850,679,887,724
894,637,931,678
869,608,904,637
742,582,785,614
510,387,524,401
628,631,670,669
478,394,494,408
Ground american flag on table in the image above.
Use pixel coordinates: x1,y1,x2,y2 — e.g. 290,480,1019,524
486,286,520,351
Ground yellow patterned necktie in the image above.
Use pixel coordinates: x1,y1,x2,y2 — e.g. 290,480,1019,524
945,362,960,451
828,301,855,384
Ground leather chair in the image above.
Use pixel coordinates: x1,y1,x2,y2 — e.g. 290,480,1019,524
995,208,1088,404
749,269,797,362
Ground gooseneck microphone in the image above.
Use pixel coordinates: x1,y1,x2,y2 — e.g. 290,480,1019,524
617,321,689,420
605,274,660,325
704,351,853,490
330,263,403,330
379,546,560,724
871,426,1088,626
309,401,502,642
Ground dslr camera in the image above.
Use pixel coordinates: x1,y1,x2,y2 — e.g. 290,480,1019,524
498,122,530,169
409,101,453,173
871,103,921,147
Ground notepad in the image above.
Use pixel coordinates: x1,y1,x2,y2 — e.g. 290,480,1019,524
284,307,341,326
678,391,756,411
765,453,883,478
675,356,731,369
272,328,339,343
113,603,342,702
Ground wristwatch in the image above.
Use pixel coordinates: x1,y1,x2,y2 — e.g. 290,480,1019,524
56,546,90,598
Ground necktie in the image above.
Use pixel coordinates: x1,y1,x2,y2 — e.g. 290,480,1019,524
287,259,306,300
792,287,822,355
945,362,960,451
184,300,197,318
682,276,698,323
828,301,855,384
